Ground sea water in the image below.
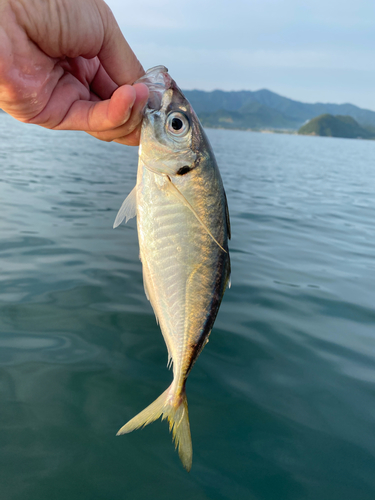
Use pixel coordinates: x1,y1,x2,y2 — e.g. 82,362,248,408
1,113,375,500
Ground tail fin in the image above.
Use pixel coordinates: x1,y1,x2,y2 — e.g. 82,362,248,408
117,385,192,471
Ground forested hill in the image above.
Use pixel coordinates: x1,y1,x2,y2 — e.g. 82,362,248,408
298,114,375,139
183,89,375,131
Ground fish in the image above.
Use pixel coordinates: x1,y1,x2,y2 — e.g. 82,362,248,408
113,66,231,471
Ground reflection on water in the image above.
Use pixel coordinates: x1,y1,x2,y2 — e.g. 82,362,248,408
1,114,375,500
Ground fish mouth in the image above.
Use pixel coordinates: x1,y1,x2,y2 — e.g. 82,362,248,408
135,66,173,111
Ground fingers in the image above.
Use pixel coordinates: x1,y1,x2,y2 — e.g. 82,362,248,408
46,81,149,146
86,83,149,144
114,127,141,147
1,0,148,145
90,63,118,100
14,0,145,87
52,84,134,131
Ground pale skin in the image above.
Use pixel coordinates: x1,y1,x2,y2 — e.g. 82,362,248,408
0,0,149,145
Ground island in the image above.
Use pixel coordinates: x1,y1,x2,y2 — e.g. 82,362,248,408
298,114,375,140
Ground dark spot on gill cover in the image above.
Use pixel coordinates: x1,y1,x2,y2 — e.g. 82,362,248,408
176,166,192,175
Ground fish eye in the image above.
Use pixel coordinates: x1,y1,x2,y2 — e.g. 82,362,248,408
166,112,190,137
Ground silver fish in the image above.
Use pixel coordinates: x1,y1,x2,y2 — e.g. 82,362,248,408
114,66,231,471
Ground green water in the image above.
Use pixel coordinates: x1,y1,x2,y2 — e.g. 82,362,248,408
1,114,375,499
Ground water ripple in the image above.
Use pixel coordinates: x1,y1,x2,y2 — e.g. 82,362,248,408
1,115,375,499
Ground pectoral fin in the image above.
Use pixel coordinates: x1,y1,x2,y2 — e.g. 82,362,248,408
113,186,137,228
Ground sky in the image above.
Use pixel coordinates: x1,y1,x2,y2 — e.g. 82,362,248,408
106,0,375,110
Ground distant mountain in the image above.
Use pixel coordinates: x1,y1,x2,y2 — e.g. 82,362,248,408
183,89,375,131
198,103,301,131
298,114,375,139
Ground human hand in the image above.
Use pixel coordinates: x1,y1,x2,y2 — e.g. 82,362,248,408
0,0,149,145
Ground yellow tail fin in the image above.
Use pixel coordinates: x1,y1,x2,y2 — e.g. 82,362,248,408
117,385,192,471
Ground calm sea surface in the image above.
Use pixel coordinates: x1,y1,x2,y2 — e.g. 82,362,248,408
1,113,375,500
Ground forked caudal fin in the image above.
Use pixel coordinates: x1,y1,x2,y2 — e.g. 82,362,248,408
116,385,192,471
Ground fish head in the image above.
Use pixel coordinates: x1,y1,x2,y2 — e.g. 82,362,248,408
136,66,210,177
